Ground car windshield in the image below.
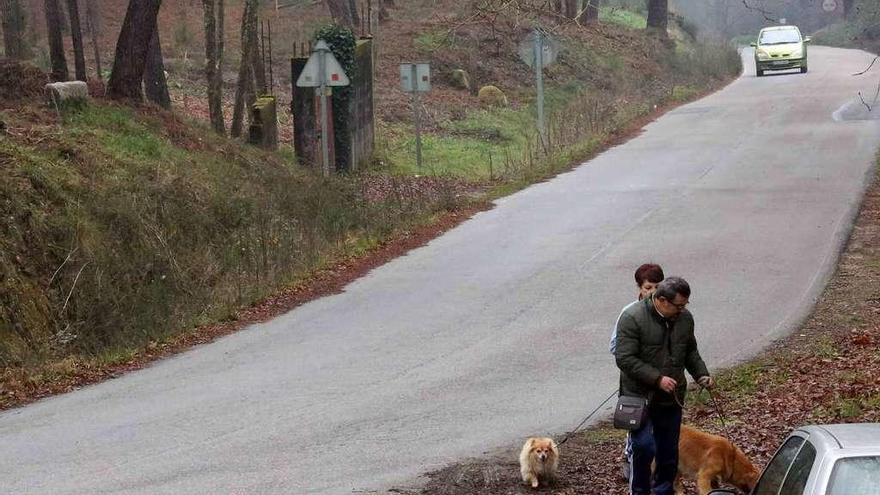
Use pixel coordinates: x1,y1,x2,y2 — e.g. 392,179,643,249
828,456,880,495
760,29,801,45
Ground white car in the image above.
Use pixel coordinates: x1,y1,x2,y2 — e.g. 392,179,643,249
710,424,880,495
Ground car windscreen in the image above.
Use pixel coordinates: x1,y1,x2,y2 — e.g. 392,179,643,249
759,29,801,45
828,456,880,495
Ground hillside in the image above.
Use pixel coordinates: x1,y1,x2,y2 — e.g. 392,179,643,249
0,1,740,406
20,0,739,164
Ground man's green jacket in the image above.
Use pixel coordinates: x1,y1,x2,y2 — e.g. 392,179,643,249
614,296,709,406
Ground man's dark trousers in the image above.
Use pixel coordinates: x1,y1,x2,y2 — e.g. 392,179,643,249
628,403,682,495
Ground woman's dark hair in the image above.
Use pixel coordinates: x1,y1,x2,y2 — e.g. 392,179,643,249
634,263,664,287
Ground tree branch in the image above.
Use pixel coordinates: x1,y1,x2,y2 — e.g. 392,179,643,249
741,0,779,23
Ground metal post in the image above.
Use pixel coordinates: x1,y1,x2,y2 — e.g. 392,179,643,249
411,64,422,169
534,29,546,147
319,50,331,177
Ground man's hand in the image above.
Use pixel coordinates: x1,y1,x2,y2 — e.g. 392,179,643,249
658,376,678,393
697,376,714,389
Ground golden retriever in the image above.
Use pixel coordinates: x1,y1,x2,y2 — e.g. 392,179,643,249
676,425,759,495
519,437,559,489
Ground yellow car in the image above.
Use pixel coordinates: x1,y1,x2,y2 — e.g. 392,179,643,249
751,25,811,77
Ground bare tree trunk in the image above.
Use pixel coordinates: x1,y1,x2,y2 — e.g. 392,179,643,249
84,0,102,80
66,0,87,81
107,0,162,101
1,0,28,59
251,15,266,94
646,0,668,34
711,0,729,40
28,2,39,47
143,26,171,109
843,0,855,18
218,0,224,82
578,0,599,23
203,0,225,134
232,0,258,137
45,0,69,81
348,0,359,29
326,0,354,28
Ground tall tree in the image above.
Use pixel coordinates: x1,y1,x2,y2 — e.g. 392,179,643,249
578,0,600,23
107,0,162,101
44,0,69,81
348,0,359,30
202,0,225,133
66,0,87,81
84,0,102,81
326,0,354,29
231,0,258,137
251,15,265,94
143,26,171,109
646,0,668,34
843,0,855,18
564,0,577,18
1,0,28,59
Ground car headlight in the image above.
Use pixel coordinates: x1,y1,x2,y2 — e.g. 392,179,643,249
756,49,770,60
790,48,803,58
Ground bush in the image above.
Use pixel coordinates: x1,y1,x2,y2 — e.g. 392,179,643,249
0,105,455,366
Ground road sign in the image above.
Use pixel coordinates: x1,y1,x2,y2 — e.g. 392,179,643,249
296,40,350,88
822,0,838,12
518,29,558,146
400,63,431,93
295,40,351,177
518,30,558,69
399,63,431,169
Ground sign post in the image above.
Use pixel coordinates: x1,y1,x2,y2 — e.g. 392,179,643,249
400,63,431,169
296,40,350,176
534,30,545,145
518,29,558,148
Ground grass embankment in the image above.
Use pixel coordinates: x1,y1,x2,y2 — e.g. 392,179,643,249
0,102,460,406
377,15,741,187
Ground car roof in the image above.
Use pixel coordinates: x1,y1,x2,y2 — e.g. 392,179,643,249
798,424,880,449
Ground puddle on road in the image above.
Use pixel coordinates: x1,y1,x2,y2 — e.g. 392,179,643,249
833,98,880,122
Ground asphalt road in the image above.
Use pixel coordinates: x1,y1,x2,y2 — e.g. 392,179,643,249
2,46,880,495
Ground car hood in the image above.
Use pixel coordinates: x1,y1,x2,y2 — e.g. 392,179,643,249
757,42,803,56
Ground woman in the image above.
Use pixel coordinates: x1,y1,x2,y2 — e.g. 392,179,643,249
609,263,664,481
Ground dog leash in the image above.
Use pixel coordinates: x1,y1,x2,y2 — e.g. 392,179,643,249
701,386,732,439
670,384,732,439
557,389,619,446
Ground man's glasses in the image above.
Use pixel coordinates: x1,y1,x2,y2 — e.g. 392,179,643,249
660,297,688,310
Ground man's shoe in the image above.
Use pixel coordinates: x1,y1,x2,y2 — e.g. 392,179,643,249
619,459,631,481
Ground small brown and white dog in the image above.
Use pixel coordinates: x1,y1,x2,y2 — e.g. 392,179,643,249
519,437,559,489
676,425,760,495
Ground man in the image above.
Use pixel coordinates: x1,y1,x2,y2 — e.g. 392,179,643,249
614,277,713,495
609,263,665,480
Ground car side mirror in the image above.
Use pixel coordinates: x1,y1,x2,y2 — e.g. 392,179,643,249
707,491,737,495
750,42,757,47
803,36,812,43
